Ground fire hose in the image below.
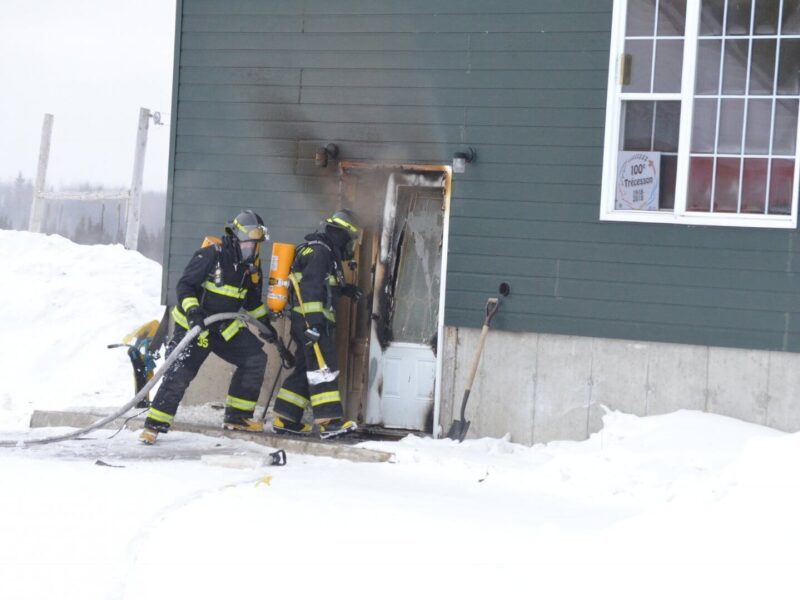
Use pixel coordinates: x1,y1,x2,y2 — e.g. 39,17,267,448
0,312,276,448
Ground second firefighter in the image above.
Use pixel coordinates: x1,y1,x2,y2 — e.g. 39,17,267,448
271,209,363,439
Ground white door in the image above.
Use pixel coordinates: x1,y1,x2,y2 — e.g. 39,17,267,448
365,182,444,430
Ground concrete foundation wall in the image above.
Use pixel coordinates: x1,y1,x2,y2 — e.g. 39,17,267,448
440,326,800,445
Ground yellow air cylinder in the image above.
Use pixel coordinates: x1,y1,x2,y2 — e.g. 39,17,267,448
267,242,296,312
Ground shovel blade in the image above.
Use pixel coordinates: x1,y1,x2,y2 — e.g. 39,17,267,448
307,368,340,385
446,419,471,442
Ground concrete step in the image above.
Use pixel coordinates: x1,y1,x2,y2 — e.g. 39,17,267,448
29,410,395,464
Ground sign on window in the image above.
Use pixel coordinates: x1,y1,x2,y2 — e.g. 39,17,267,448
616,151,661,210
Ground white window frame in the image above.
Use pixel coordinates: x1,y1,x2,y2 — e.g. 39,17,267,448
600,0,800,228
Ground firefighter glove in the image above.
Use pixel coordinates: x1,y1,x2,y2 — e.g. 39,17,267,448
342,284,363,303
279,345,296,369
186,307,206,331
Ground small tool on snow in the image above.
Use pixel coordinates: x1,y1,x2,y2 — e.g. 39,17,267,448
446,282,510,442
269,449,287,466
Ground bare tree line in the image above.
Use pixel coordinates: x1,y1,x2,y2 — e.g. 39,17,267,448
0,173,165,264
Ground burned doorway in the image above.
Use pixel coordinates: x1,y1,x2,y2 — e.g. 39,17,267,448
337,166,450,433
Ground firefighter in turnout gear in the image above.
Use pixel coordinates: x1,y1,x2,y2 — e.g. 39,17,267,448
271,209,362,439
140,210,276,445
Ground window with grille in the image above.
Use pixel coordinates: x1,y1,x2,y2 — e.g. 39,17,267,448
601,0,800,227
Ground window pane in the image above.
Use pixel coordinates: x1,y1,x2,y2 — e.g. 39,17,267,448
688,157,715,211
658,0,687,36
741,158,768,212
773,98,799,155
654,40,684,92
726,0,754,35
660,154,678,209
654,101,681,151
768,159,795,214
696,40,722,94
623,40,653,92
622,101,654,150
749,39,776,95
700,0,726,35
745,98,773,154
722,39,750,94
781,1,800,33
627,0,657,36
754,0,779,33
692,98,718,152
714,157,742,212
777,39,800,95
718,98,745,153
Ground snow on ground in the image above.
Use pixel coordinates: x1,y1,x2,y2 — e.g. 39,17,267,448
1,230,799,599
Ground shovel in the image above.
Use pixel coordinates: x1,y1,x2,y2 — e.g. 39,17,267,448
447,283,510,442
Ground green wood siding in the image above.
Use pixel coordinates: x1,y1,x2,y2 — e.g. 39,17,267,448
166,0,800,353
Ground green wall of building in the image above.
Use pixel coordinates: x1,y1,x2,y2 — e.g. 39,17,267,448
166,0,800,352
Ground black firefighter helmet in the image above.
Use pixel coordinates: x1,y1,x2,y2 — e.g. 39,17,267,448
324,208,361,260
225,210,268,263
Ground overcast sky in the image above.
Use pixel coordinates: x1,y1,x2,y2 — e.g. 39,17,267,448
0,0,176,190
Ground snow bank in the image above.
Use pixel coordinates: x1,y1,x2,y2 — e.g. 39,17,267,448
0,230,163,430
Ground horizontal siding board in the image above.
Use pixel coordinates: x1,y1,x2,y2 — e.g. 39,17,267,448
469,51,610,71
301,68,609,90
177,118,466,144
179,84,299,103
177,102,468,125
447,235,794,272
451,308,789,351
173,188,339,208
185,0,608,16
447,272,799,314
183,15,303,33
466,107,605,128
181,30,612,53
444,290,788,336
179,67,301,86
182,32,470,52
180,49,470,70
176,135,299,157
174,169,340,195
464,126,604,147
172,196,338,218
303,14,612,34
455,253,799,294
299,86,608,108
177,104,605,137
454,216,796,253
175,152,298,174
470,31,612,52
558,258,799,293
453,181,600,203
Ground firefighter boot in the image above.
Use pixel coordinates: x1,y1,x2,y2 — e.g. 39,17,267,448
318,418,358,440
139,427,159,445
223,416,265,432
272,416,313,436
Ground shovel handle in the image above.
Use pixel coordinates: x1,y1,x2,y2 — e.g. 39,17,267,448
312,341,327,370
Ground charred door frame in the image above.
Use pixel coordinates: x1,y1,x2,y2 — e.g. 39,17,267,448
338,162,452,437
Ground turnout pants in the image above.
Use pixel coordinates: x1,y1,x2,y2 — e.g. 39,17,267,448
273,315,343,424
145,325,267,432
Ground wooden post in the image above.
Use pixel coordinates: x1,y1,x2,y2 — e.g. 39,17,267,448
125,107,150,250
28,114,54,233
